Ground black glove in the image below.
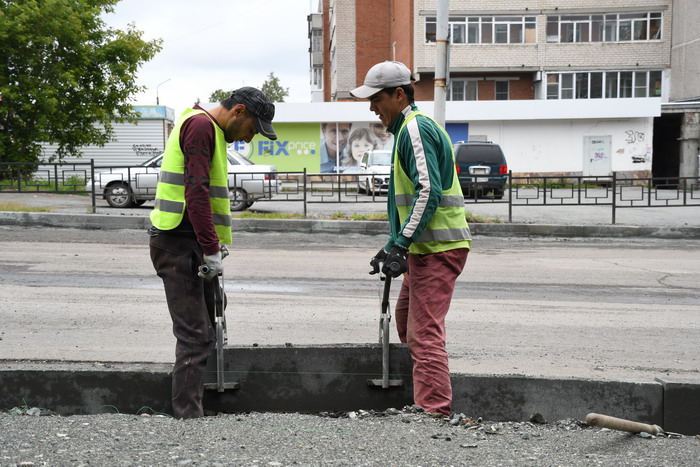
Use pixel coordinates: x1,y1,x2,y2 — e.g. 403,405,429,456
369,248,388,275
382,245,408,278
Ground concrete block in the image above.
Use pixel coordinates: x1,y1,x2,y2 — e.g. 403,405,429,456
657,379,700,435
0,363,172,416
203,344,414,413
451,375,663,425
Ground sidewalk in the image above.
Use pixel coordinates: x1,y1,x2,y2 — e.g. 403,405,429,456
1,192,700,238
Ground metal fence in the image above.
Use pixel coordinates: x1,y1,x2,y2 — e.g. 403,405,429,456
2,160,699,224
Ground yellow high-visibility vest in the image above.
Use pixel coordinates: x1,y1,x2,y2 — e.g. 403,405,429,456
150,108,232,244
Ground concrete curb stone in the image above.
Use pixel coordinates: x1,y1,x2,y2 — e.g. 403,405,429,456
3,210,700,238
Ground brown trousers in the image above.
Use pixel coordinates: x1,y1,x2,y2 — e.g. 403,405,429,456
150,232,217,419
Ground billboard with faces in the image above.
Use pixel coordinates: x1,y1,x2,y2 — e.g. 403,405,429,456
238,122,395,173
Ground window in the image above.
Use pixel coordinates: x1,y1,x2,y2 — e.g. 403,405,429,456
561,74,574,99
590,72,603,98
495,81,509,100
547,71,662,99
426,17,436,42
605,72,618,98
451,17,466,43
575,73,588,99
311,67,323,89
426,16,536,44
649,70,662,96
547,12,662,43
547,74,559,99
311,29,322,53
448,79,478,101
634,71,647,97
619,72,633,97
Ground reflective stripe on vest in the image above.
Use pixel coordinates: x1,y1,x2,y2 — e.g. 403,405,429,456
393,110,471,255
149,108,232,244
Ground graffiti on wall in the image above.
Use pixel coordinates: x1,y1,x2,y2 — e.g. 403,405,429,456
132,144,162,158
624,130,651,164
625,130,645,144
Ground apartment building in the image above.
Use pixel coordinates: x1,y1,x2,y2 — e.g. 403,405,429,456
306,0,692,178
312,0,670,102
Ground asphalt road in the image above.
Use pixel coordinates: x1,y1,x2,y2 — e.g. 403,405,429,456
1,226,698,384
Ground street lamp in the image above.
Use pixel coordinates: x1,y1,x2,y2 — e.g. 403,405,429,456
156,78,171,105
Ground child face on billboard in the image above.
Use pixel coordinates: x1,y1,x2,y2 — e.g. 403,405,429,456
350,135,375,163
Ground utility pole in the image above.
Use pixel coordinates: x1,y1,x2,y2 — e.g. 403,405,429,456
433,0,449,126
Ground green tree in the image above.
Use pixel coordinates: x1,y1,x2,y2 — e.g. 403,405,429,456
208,89,233,103
261,72,289,103
0,0,162,166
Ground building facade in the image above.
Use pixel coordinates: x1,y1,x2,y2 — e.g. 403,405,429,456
658,0,700,180
308,0,688,178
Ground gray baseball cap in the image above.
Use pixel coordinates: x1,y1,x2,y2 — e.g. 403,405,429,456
230,87,277,140
350,61,412,99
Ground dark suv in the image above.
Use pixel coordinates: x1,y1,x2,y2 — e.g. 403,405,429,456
453,141,508,199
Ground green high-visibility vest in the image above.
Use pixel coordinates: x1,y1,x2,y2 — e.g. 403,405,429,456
393,110,471,255
149,108,232,245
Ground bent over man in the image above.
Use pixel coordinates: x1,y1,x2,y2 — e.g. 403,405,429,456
149,87,277,418
351,62,471,416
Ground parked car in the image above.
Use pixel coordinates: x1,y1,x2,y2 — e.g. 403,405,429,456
357,150,392,195
453,141,508,199
87,151,279,211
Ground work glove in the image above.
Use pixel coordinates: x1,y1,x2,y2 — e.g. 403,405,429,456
382,244,408,278
369,248,388,275
198,250,223,280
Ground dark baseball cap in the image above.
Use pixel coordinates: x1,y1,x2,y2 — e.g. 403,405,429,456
230,87,277,140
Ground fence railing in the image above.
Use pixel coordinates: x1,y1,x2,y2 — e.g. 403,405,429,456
2,161,699,224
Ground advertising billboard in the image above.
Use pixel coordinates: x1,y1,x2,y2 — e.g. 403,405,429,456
235,122,395,173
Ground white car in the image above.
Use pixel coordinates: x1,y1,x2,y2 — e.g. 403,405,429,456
358,150,392,195
87,151,279,211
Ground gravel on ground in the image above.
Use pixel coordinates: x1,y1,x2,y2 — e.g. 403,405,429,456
1,407,698,466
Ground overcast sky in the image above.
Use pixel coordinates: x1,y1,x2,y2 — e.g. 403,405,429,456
102,0,317,116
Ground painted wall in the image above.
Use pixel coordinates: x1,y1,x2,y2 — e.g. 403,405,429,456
469,118,653,174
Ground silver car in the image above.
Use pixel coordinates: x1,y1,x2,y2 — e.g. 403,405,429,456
88,151,279,211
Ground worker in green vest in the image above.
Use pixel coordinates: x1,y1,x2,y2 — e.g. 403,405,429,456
149,87,276,419
352,62,472,417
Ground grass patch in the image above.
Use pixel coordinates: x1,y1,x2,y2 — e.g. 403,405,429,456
0,202,52,213
0,177,87,193
326,212,388,221
466,211,502,223
231,211,305,220
349,213,388,221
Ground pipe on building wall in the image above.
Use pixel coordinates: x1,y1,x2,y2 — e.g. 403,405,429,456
433,0,449,127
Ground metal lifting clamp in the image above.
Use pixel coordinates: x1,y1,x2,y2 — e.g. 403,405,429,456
367,262,403,388
201,245,240,392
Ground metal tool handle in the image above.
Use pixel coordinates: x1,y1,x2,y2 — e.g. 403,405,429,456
198,245,229,276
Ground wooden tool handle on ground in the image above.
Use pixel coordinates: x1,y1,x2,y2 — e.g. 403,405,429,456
585,412,662,435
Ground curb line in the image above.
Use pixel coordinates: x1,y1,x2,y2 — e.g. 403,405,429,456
2,211,700,238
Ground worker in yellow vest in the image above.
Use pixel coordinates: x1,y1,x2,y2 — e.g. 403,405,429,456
352,62,471,417
149,87,276,419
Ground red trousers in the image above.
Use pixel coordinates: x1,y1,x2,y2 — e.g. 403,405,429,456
395,248,469,416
